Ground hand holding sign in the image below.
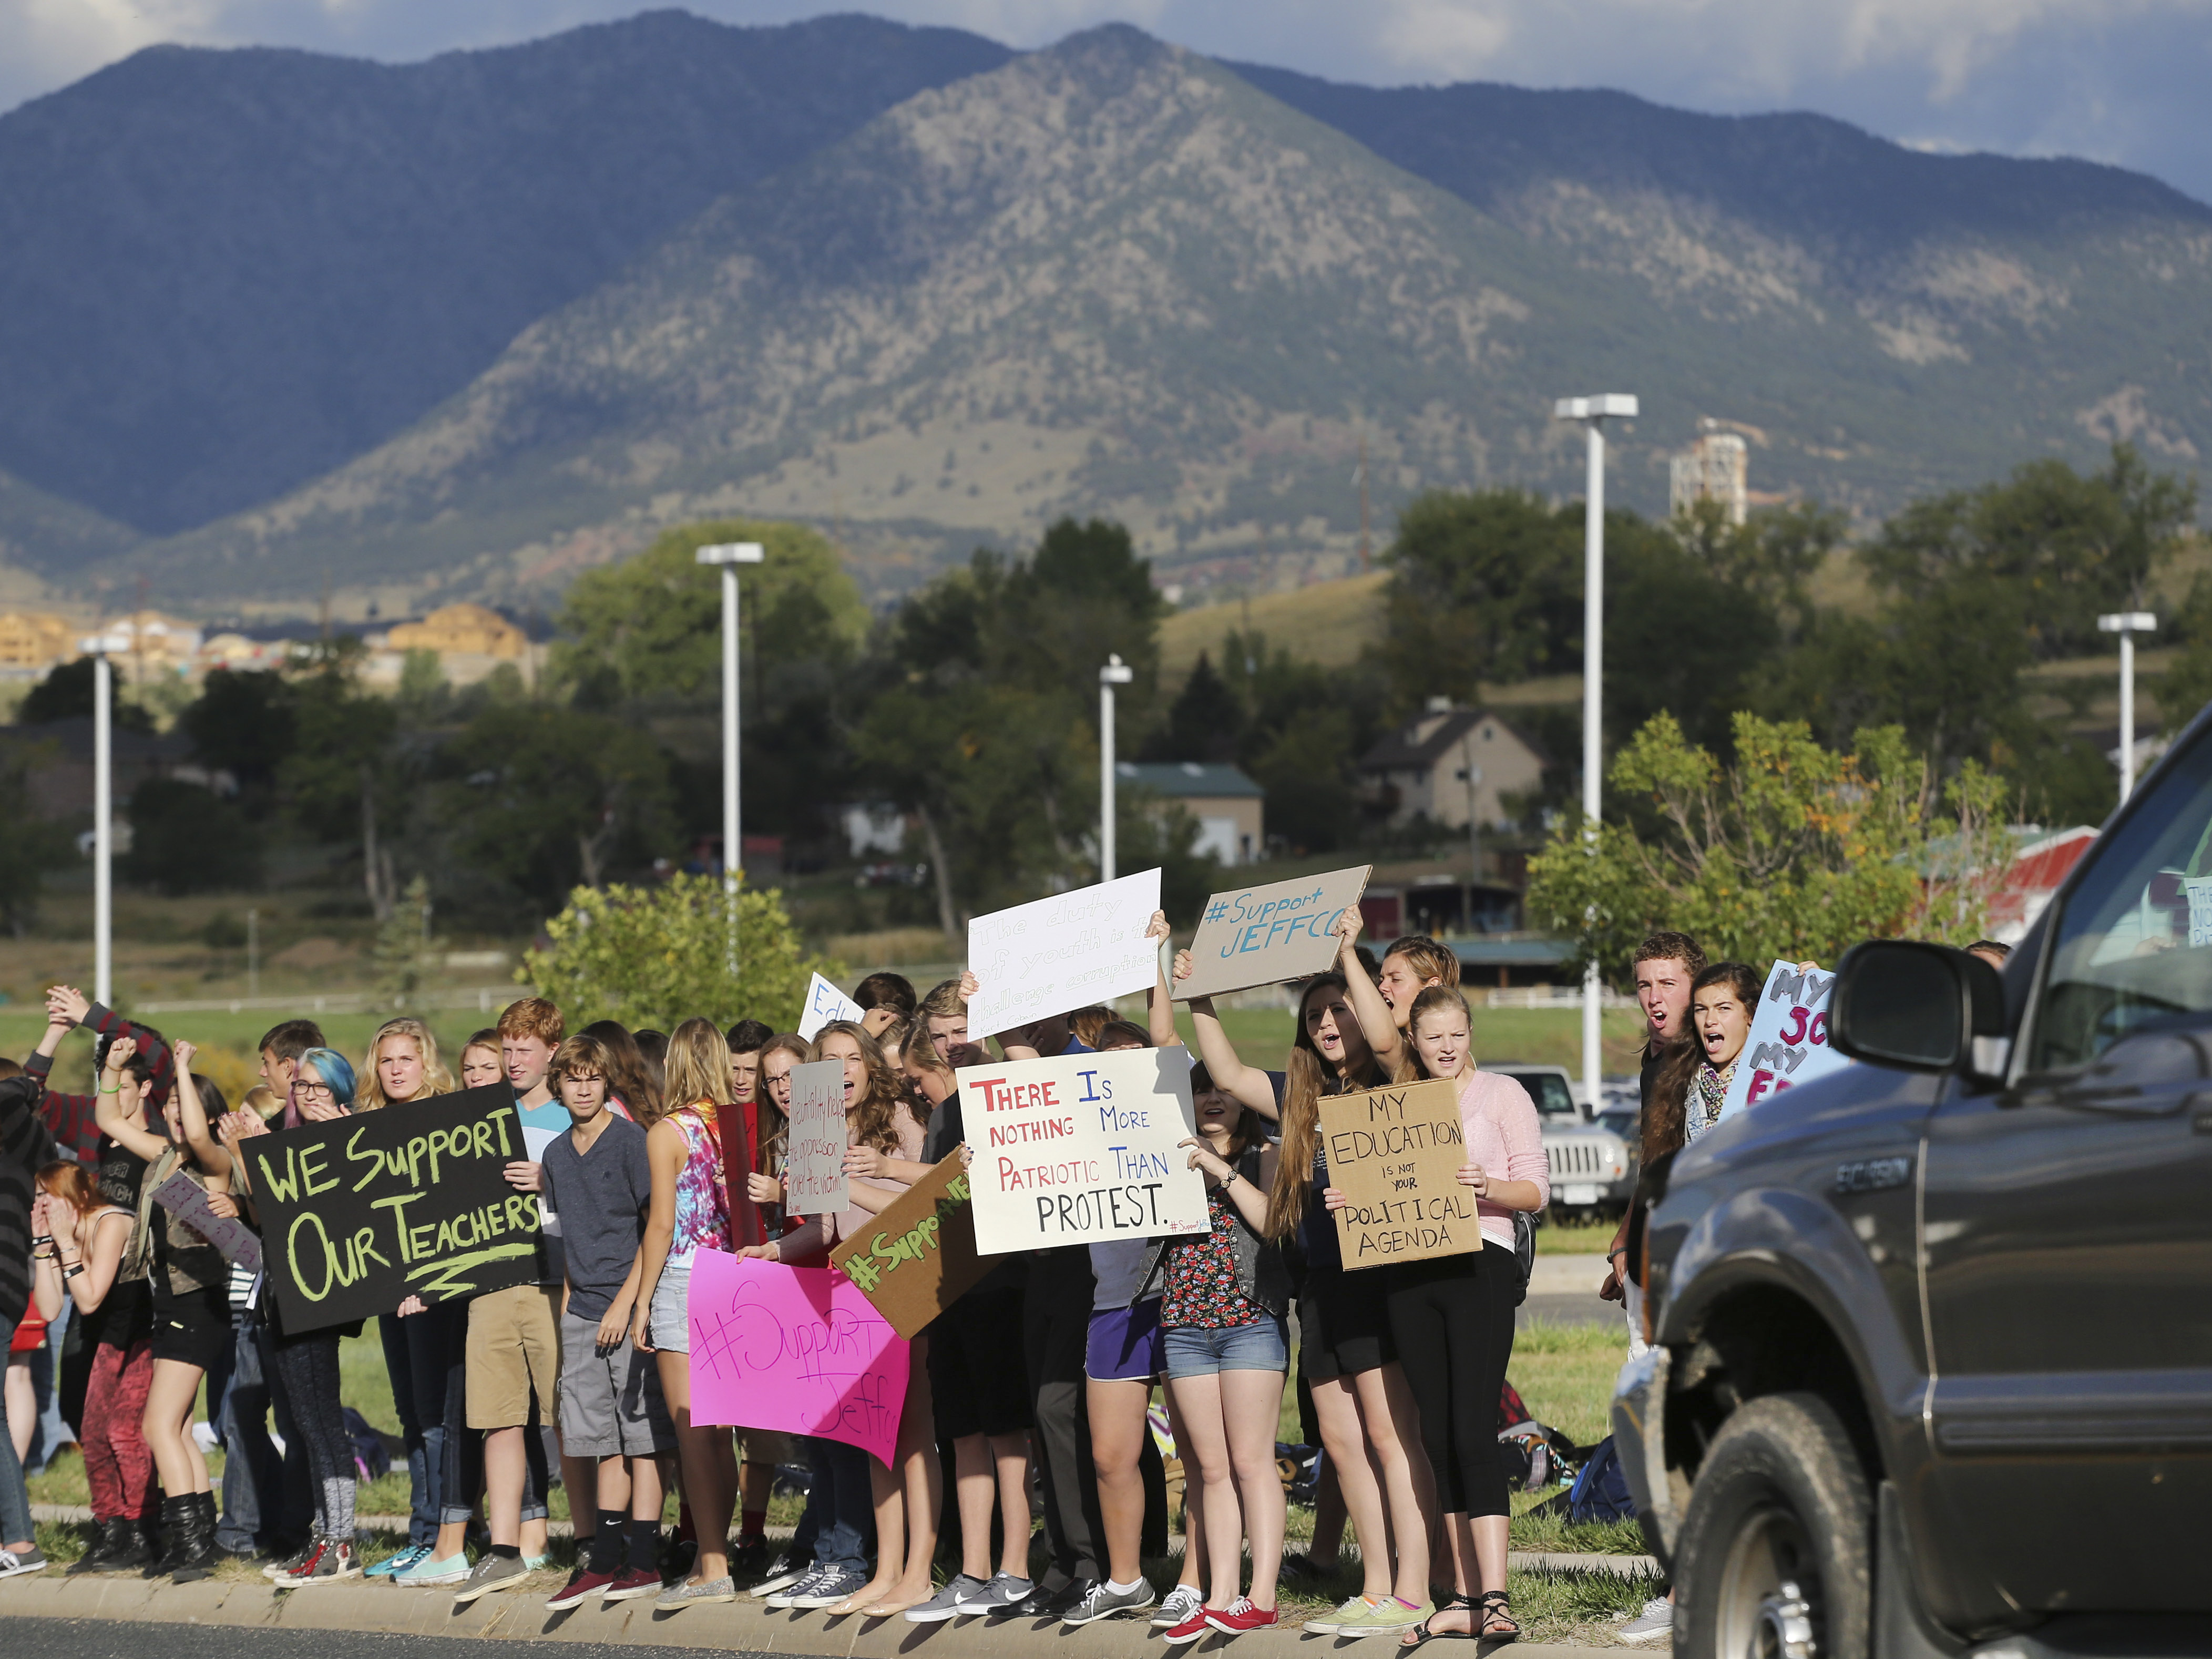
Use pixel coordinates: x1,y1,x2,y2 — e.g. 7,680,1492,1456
1174,866,1372,1000
965,869,1162,1037
1720,960,1851,1121
1318,1078,1476,1268
783,1059,849,1216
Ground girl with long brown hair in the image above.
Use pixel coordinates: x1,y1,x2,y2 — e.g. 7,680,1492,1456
1643,961,1764,1166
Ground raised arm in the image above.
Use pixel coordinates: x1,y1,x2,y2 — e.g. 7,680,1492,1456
93,1037,170,1165
170,1040,232,1181
1333,908,1405,1069
1144,909,1182,1048
1170,950,1278,1120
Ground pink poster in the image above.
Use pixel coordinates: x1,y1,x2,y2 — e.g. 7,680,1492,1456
685,1248,908,1466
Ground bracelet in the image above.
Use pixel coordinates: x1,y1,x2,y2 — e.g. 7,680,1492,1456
98,1084,120,1094
63,1263,84,1280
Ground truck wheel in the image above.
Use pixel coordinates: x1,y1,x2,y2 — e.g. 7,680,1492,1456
1673,1391,1871,1659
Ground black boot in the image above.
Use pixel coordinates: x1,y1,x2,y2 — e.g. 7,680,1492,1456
165,1493,222,1583
68,1517,139,1574
144,1494,198,1579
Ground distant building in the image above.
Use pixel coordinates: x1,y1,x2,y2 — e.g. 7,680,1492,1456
0,610,75,673
1670,419,1749,526
106,611,204,681
1116,762,1265,865
1357,703,1547,832
386,603,528,659
199,632,293,672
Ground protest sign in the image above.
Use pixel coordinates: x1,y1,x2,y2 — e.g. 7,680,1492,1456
152,1171,263,1274
1318,1077,1476,1269
830,1153,991,1339
1175,865,1371,999
798,971,865,1041
686,1249,908,1465
958,1045,1207,1256
1721,960,1851,1121
783,1059,849,1216
244,1084,544,1335
965,869,1163,1038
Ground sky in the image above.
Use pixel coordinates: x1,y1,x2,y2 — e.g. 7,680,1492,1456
7,0,2212,204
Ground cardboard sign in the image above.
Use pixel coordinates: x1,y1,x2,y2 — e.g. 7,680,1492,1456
245,1085,544,1334
783,1059,849,1216
798,971,865,1041
1318,1077,1477,1268
151,1171,263,1274
830,1153,991,1339
957,1045,1208,1255
687,1249,908,1466
965,868,1163,1038
1175,865,1372,999
1720,960,1851,1121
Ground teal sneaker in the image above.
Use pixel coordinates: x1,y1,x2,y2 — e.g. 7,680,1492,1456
394,1549,473,1587
523,1552,554,1572
368,1542,432,1579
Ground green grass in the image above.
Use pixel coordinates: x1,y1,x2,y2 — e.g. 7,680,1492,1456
1171,1003,1650,1078
1538,1214,1620,1253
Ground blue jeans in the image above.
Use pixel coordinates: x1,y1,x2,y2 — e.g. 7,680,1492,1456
217,1316,312,1553
0,1315,33,1546
381,1309,456,1548
802,1436,874,1574
26,1300,71,1472
1161,1315,1290,1379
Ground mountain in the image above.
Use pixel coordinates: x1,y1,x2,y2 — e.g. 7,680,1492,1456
0,10,1010,535
125,25,2212,611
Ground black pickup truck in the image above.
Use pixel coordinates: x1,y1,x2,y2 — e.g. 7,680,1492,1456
1612,714,2212,1659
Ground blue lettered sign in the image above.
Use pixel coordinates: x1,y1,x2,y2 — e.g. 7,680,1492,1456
1175,865,1373,999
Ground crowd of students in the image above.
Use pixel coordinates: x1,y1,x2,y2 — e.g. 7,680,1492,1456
0,908,1856,1645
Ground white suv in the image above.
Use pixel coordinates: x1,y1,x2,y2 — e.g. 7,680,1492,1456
1484,1062,1635,1218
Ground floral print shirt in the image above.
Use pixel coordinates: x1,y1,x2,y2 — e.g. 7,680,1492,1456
1161,1182,1264,1329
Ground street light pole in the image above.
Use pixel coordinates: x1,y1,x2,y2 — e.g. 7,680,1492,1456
2098,610,2158,804
78,631,125,1008
1457,746,1482,935
1554,393,1637,1110
696,542,764,968
1100,653,1134,883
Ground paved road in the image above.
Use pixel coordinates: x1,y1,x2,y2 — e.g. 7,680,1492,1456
1,1621,767,1659
1519,1291,1622,1330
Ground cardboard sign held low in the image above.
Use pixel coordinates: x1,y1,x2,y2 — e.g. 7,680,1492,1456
830,1153,991,1340
1175,865,1373,1000
152,1171,263,1274
1318,1077,1477,1269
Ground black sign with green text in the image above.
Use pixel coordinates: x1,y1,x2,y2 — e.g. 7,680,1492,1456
247,1084,545,1334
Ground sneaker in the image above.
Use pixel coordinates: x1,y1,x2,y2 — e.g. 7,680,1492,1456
1619,1597,1674,1644
749,1550,808,1598
546,1565,619,1611
523,1552,554,1572
262,1540,318,1581
1304,1594,1381,1635
451,1551,531,1604
1153,1585,1204,1629
906,1574,989,1622
0,1545,47,1579
1162,1606,1218,1646
394,1550,473,1587
1337,1596,1426,1636
655,1574,738,1610
1061,1578,1156,1626
1205,1597,1280,1635
786,1565,870,1609
956,1571,1033,1615
729,1538,768,1581
603,1564,662,1602
765,1565,834,1609
275,1537,361,1586
367,1542,432,1579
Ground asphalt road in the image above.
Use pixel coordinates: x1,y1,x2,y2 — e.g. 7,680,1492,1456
1,1622,765,1659
1519,1292,1622,1330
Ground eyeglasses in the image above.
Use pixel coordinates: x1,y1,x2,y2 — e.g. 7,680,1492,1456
295,1081,335,1100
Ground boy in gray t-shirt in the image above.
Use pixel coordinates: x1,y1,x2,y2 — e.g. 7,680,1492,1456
537,1034,673,1607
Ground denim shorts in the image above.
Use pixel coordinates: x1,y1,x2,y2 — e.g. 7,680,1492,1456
649,1264,691,1354
1162,1315,1290,1379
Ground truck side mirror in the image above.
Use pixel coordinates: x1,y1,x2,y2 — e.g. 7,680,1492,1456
1828,940,2006,1074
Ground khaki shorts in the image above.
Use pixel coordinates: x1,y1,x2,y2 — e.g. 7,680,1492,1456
735,1426,789,1466
466,1284,562,1429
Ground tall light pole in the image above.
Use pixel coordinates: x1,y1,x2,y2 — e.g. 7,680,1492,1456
79,630,128,1008
697,542,764,967
2098,610,2157,804
1456,746,1482,935
1554,393,1638,1109
1099,653,1134,883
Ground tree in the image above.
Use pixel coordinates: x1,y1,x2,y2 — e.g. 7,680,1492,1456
1527,711,2013,976
281,657,402,918
180,668,297,794
0,745,71,933
1149,650,1243,763
18,658,154,732
122,777,262,895
1378,488,1581,709
522,873,839,1031
373,875,439,1008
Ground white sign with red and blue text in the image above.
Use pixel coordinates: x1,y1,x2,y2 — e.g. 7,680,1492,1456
1719,960,1851,1122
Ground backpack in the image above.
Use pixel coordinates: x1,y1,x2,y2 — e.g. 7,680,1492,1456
343,1407,392,1484
1511,1211,1535,1305
1562,1434,1637,1522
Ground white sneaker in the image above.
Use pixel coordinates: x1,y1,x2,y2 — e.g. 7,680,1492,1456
1619,1596,1674,1643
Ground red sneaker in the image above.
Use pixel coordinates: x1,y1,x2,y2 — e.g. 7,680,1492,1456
546,1565,619,1611
1162,1606,1218,1645
1204,1598,1278,1636
602,1565,662,1602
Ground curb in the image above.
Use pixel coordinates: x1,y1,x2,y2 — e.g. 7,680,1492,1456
0,1574,1631,1656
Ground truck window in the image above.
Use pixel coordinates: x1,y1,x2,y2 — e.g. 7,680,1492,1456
2027,728,2212,1073
1504,1071,1580,1119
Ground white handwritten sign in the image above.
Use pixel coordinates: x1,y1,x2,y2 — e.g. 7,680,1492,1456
798,972,865,1041
1720,960,1852,1121
955,1044,1208,1255
783,1059,849,1216
965,868,1162,1038
1175,865,1371,999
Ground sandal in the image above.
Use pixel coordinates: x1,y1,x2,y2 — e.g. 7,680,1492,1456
1401,1594,1479,1649
1477,1590,1520,1643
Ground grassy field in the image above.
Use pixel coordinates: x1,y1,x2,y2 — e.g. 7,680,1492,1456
1171,1002,1652,1082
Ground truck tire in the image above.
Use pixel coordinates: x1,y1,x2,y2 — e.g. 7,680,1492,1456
1673,1391,1871,1659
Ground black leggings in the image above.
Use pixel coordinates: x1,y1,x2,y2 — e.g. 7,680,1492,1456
1385,1242,1517,1518
265,1330,356,1539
